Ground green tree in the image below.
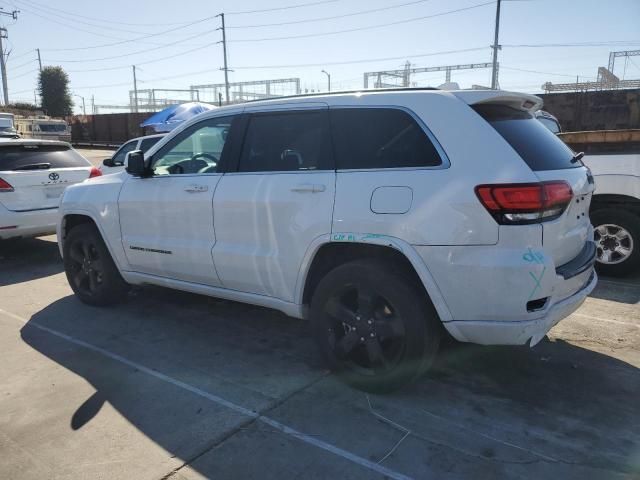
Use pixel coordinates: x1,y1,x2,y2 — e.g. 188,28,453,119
38,66,73,117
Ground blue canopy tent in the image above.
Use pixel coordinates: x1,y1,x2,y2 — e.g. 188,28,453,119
140,102,216,133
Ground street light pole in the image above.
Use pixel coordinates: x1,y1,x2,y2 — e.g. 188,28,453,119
74,94,86,115
321,70,331,92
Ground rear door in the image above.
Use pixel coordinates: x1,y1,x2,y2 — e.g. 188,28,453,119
212,106,335,301
0,143,91,212
474,104,595,266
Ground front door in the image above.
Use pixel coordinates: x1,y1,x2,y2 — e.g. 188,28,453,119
213,107,336,302
119,115,238,286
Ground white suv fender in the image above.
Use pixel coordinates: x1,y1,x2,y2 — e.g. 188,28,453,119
294,233,454,322
57,173,129,270
591,173,640,199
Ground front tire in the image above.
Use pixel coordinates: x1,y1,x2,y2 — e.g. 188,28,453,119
309,259,441,392
63,223,129,306
592,209,640,277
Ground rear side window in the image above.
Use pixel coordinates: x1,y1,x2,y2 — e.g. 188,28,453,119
474,105,577,171
140,136,163,152
238,111,332,172
0,144,90,171
330,108,443,170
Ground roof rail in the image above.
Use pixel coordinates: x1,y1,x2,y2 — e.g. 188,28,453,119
244,86,441,103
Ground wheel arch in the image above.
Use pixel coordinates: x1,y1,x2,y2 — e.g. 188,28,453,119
591,193,640,216
59,211,123,272
296,236,453,322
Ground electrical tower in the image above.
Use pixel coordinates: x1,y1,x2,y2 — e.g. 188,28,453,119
542,49,640,92
0,8,19,105
363,62,493,89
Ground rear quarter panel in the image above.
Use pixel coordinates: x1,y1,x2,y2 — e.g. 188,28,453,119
329,92,540,246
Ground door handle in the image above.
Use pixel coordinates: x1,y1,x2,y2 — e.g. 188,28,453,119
184,184,208,193
291,183,326,193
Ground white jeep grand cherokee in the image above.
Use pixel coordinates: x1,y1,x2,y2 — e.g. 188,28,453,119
57,89,597,391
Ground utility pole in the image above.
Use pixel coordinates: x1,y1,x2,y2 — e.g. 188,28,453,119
0,9,19,105
490,0,501,90
132,65,138,113
36,48,42,73
0,28,8,105
91,95,95,115
217,13,230,104
321,70,331,92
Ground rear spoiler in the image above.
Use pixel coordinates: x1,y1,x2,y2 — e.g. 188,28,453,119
452,90,543,113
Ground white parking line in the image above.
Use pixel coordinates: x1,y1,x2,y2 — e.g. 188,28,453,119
0,308,411,480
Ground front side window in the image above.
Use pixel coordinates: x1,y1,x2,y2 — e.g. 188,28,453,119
152,116,233,175
330,108,443,170
238,110,331,172
113,140,138,165
139,136,163,153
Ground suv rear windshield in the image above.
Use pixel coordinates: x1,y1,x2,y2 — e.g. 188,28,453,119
0,144,90,171
473,104,577,171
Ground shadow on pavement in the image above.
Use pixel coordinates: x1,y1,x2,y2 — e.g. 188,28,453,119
18,287,640,479
0,236,63,287
589,274,640,304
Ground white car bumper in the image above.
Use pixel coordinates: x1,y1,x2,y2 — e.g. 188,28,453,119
414,228,598,346
0,204,58,239
442,271,597,346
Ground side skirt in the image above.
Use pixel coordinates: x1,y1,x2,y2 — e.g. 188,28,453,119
121,271,306,319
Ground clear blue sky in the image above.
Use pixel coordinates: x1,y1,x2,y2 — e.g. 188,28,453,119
1,0,639,113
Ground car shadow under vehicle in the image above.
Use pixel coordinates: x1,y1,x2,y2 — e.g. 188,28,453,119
16,287,640,479
589,273,640,304
0,236,63,287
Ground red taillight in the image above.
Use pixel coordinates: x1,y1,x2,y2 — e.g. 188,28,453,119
0,177,14,192
89,166,102,179
475,181,572,224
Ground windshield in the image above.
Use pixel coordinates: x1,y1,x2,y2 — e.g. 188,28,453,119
473,104,577,171
0,144,90,170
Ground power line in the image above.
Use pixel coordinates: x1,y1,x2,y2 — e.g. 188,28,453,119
65,41,219,73
16,0,197,27
41,14,218,52
227,1,495,43
14,4,134,42
227,0,338,15
227,0,432,29
8,68,37,80
504,41,640,48
501,66,597,79
7,56,36,70
222,47,489,70
13,0,158,34
45,29,216,63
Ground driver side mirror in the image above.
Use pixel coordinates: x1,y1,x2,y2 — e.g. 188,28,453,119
125,150,149,177
102,158,114,167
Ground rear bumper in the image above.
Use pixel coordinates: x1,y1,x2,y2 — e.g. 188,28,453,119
414,230,598,346
0,204,58,239
442,271,597,346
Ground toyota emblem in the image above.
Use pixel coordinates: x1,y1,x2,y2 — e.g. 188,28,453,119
49,172,60,181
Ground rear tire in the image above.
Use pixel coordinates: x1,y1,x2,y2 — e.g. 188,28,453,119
309,259,441,393
63,223,129,306
591,209,640,277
